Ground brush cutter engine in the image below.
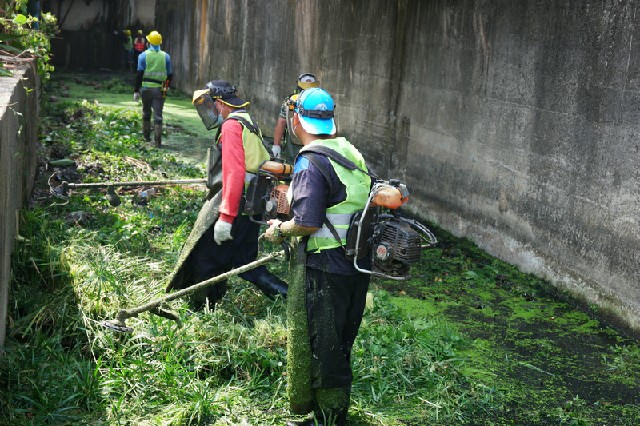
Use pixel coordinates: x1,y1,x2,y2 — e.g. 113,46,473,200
369,214,434,278
243,160,293,224
345,180,437,280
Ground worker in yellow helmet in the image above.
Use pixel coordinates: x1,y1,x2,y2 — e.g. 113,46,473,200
132,29,146,66
272,73,320,162
133,30,173,147
120,29,133,71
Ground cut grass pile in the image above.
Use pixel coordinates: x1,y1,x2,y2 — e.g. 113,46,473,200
1,78,497,425
2,72,638,425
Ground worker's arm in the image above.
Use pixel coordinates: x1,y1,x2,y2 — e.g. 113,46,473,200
134,52,146,92
218,120,246,224
134,71,143,92
265,219,318,243
165,53,173,85
273,117,286,147
265,154,328,242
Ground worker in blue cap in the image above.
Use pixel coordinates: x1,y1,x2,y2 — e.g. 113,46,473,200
266,88,373,426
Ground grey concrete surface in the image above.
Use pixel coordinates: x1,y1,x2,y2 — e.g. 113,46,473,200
166,1,638,332
0,63,39,347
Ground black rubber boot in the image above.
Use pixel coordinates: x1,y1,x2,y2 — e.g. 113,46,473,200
315,409,346,426
154,122,162,147
314,387,349,426
251,272,288,299
142,120,151,142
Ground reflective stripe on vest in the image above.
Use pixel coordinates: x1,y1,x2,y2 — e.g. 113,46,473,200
141,50,167,88
304,137,370,253
308,213,352,240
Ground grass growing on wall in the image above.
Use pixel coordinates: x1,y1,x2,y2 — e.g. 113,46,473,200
1,72,639,425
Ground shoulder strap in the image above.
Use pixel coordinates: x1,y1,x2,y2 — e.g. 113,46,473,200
226,115,261,138
217,115,273,154
299,151,348,251
300,145,377,180
214,115,261,140
302,151,338,196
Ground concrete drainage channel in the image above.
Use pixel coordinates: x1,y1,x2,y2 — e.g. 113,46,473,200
2,71,639,424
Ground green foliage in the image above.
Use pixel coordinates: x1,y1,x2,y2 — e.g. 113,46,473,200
385,225,640,425
0,1,57,80
3,81,482,425
3,75,638,426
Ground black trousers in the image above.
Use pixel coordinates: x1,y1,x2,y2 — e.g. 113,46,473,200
305,267,370,389
191,215,271,303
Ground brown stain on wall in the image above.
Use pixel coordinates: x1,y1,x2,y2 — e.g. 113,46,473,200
155,0,640,333
198,0,208,69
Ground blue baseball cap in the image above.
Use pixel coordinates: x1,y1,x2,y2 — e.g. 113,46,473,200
295,88,336,135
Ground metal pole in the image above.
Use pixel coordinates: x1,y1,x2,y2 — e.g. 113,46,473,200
64,178,206,190
103,250,284,332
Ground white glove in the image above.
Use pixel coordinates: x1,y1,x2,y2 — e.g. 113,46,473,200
213,219,233,245
133,92,140,102
271,144,282,158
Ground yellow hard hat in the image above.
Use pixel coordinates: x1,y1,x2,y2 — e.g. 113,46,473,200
297,73,319,91
146,30,162,45
137,30,143,34
123,29,131,36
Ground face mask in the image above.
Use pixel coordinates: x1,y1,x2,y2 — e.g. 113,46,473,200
292,122,302,144
210,103,224,129
286,108,303,145
212,112,223,129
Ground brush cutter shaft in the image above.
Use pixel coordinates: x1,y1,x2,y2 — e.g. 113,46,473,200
65,178,206,189
113,250,284,324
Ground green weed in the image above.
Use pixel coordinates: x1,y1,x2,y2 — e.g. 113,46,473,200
2,75,638,426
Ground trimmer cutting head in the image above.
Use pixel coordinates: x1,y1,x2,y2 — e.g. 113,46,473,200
101,319,133,333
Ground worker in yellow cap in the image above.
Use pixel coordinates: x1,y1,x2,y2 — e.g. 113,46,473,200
133,30,173,147
272,73,320,162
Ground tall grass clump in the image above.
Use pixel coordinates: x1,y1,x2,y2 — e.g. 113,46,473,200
2,88,502,425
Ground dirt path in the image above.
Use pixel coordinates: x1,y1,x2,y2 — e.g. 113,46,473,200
50,70,213,166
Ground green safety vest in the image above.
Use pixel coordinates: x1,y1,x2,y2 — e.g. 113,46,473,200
303,137,370,253
216,112,270,180
141,49,167,88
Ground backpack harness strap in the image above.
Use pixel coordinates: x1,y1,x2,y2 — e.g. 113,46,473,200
214,115,272,154
299,146,377,249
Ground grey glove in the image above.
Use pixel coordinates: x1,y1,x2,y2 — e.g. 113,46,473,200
213,220,233,245
271,144,282,158
133,92,140,102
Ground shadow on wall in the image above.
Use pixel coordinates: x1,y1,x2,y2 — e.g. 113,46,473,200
51,30,121,70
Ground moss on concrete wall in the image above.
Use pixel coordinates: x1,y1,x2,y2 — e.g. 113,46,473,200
154,0,640,332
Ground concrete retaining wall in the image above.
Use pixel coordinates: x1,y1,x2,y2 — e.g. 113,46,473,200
47,0,157,70
0,63,40,347
155,0,640,332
